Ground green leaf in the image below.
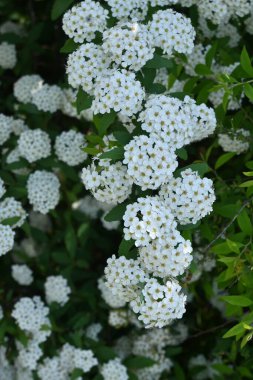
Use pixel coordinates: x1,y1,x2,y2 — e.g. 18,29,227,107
176,148,188,160
76,88,93,113
244,83,253,101
71,368,84,380
241,332,253,348
104,203,127,222
237,209,252,235
240,180,253,187
65,225,77,258
118,238,135,256
240,47,253,77
215,152,236,170
147,83,166,94
177,162,210,177
124,356,156,369
205,42,217,68
93,111,117,136
113,130,132,145
1,216,20,226
223,323,245,338
145,54,173,69
51,0,74,20
195,64,213,76
226,239,241,254
99,147,124,161
60,39,79,53
222,295,253,307
94,346,117,362
212,242,233,255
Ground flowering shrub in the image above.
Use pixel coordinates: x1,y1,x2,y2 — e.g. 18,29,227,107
0,0,253,378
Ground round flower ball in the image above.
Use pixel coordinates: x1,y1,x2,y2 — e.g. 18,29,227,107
45,275,71,306
0,224,15,256
27,170,60,214
18,129,51,163
0,42,17,69
14,75,43,104
55,130,87,166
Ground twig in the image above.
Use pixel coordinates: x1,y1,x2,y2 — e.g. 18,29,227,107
187,320,236,339
204,196,253,253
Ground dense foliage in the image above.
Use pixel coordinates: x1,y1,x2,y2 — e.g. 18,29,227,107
1,0,253,379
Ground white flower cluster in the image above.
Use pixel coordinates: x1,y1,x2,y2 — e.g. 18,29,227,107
72,195,102,219
190,0,252,25
45,275,71,306
0,224,15,256
12,264,33,285
100,358,128,380
148,9,195,56
55,130,87,166
189,354,222,380
0,178,5,198
105,255,147,301
12,296,51,370
14,75,43,103
123,135,178,190
0,197,27,228
218,129,251,154
0,113,13,145
62,0,109,43
98,277,127,308
67,43,111,93
81,160,132,205
27,170,60,214
130,278,186,328
31,83,63,113
106,0,149,20
38,343,98,379
123,196,177,247
109,309,129,328
18,129,51,163
160,169,216,225
198,17,240,48
0,41,17,69
103,23,154,71
92,69,145,116
139,234,193,278
138,94,216,150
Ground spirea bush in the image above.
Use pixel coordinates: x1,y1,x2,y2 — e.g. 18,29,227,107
0,0,253,378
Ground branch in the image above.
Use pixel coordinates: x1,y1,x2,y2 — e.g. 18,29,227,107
205,196,253,253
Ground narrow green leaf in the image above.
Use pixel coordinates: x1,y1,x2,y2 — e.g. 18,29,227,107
244,83,253,101
222,295,253,307
240,180,253,188
237,209,252,235
223,323,245,338
124,356,156,369
240,47,253,77
215,152,235,170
